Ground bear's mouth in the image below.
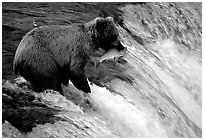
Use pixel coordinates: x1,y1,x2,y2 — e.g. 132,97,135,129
91,47,127,67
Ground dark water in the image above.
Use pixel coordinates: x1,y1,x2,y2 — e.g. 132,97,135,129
2,2,202,137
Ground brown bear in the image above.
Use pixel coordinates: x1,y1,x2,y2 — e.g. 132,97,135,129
13,17,126,94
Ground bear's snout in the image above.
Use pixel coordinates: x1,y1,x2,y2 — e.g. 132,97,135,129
114,41,126,52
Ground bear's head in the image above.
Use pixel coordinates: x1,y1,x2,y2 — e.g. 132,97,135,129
86,17,126,55
93,17,125,52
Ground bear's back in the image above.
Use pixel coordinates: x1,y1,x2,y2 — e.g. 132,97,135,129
27,25,88,51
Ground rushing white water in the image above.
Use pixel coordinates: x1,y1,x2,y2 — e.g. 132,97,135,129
86,38,201,137
90,84,168,137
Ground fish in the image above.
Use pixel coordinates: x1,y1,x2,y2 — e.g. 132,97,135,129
91,48,127,67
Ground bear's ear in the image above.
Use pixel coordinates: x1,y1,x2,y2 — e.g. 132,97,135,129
95,17,104,22
95,17,105,25
105,17,114,22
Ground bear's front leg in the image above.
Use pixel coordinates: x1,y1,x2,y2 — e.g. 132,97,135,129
69,71,91,93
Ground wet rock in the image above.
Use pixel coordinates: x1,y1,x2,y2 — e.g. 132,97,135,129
2,80,117,138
